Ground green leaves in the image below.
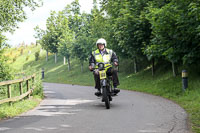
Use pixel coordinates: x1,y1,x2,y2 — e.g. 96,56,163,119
145,0,200,64
35,0,200,70
0,53,12,81
0,0,42,33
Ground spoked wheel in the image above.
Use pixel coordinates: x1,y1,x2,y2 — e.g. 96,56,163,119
102,86,110,109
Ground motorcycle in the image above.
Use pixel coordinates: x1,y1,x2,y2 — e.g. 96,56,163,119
93,62,117,109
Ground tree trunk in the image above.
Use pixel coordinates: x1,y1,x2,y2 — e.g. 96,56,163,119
134,57,137,73
67,57,71,71
55,53,57,64
64,56,66,65
46,50,48,61
152,58,155,76
172,61,178,77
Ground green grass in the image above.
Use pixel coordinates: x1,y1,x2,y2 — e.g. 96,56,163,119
0,97,41,120
3,44,200,132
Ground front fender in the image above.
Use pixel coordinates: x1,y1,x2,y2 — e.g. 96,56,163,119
100,79,107,87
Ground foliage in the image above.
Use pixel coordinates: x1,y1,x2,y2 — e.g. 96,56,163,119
34,26,46,49
32,72,44,98
101,0,151,60
45,11,61,54
33,0,200,73
20,48,24,55
0,50,12,82
72,13,92,62
0,0,42,33
145,0,200,64
26,55,29,61
35,51,40,61
56,11,73,61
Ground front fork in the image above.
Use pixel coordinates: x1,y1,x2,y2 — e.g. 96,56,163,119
101,79,112,92
101,79,107,87
101,79,112,97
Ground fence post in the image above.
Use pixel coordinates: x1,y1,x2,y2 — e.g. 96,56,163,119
42,68,44,79
32,76,35,88
7,84,12,106
19,82,23,95
26,80,30,99
182,70,188,91
0,73,36,105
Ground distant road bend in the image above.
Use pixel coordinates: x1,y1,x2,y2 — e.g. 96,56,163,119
0,83,190,133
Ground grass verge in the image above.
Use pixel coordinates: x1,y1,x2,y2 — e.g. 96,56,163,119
1,45,44,120
0,97,42,120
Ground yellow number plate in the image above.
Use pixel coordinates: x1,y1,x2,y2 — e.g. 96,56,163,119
99,70,106,79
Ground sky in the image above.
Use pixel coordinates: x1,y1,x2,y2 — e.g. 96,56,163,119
4,0,94,47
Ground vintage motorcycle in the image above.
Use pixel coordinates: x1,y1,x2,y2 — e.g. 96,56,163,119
93,62,117,109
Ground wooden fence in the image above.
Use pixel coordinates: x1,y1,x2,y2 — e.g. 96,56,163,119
0,74,36,105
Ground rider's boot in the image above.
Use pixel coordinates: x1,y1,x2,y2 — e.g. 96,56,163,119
113,86,120,94
95,88,101,96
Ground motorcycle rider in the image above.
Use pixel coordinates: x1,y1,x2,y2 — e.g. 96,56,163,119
89,38,120,96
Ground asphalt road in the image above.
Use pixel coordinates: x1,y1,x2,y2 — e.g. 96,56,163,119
0,82,190,133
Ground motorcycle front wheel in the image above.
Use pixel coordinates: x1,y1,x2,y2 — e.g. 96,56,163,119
102,86,110,109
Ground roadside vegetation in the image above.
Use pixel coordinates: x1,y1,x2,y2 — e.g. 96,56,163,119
0,45,44,120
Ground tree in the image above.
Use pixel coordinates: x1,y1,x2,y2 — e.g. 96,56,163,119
34,26,49,61
0,0,41,80
0,0,42,33
45,11,62,63
72,34,89,72
63,0,91,71
145,0,200,76
90,0,108,44
57,11,73,71
71,12,92,72
101,0,151,73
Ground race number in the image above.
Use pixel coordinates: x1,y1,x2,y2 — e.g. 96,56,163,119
99,70,106,79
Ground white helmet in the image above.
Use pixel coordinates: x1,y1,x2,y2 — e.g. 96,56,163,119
96,38,107,47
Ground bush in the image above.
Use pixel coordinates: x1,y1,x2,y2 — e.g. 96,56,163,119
26,56,29,61
35,51,40,61
20,48,23,55
13,56,17,62
0,56,12,82
0,86,7,95
32,73,43,98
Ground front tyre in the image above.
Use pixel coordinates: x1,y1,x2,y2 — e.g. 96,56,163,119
102,86,110,109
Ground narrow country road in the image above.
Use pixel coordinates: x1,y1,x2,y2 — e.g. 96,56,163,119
0,82,190,133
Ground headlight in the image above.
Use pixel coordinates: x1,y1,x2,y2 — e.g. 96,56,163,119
98,63,104,70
